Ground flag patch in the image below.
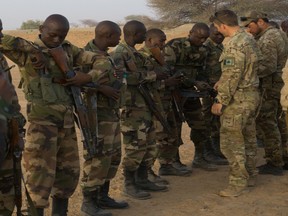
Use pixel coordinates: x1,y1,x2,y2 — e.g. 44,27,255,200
223,58,235,66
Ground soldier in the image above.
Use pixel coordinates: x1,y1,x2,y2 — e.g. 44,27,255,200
113,20,167,200
1,14,102,215
138,29,191,177
241,11,288,175
164,23,217,171
210,9,261,197
281,20,288,36
0,20,24,215
202,24,228,165
80,21,128,216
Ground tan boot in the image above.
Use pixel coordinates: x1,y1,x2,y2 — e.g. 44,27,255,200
219,185,249,197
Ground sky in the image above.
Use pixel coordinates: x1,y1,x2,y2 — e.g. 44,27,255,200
1,0,156,30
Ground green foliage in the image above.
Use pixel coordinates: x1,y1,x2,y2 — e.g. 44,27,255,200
147,0,288,26
20,19,43,30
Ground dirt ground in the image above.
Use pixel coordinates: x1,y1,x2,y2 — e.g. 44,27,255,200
7,26,288,216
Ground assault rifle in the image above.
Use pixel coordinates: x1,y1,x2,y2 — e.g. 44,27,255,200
49,46,99,159
181,86,218,99
138,81,173,134
9,114,25,216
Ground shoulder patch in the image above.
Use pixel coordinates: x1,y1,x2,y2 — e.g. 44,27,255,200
223,57,235,66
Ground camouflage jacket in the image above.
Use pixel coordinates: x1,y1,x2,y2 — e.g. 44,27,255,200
203,37,223,85
256,26,287,97
216,28,260,106
84,39,122,110
112,41,156,110
0,35,99,127
164,37,208,88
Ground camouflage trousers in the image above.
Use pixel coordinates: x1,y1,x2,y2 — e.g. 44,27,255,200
0,156,14,215
220,90,259,187
81,111,121,192
256,95,284,167
183,98,209,152
23,123,80,208
155,106,178,165
121,108,157,171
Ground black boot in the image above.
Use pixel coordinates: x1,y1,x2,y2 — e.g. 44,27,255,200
159,164,191,176
147,167,169,185
99,181,129,209
211,137,226,158
172,149,191,172
27,206,44,216
81,190,112,216
135,165,168,192
203,140,228,165
52,198,68,216
192,142,218,171
123,169,151,200
36,208,44,216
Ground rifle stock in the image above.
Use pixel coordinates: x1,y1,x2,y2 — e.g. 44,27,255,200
49,46,99,159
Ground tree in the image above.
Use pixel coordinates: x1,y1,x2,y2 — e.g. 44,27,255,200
20,19,43,30
147,0,288,26
80,19,98,27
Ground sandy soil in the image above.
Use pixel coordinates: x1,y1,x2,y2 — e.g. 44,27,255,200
6,26,288,216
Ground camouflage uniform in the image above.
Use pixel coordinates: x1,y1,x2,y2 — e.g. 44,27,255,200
113,41,157,172
0,53,20,216
1,35,99,208
216,28,260,187
256,26,287,168
81,40,122,192
202,37,223,148
164,37,212,167
138,46,178,166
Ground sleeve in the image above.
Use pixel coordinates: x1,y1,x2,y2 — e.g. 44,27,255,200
258,36,278,78
216,47,245,106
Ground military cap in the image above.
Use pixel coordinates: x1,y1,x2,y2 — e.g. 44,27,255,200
240,11,268,27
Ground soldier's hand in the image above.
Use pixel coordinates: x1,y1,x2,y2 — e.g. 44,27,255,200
165,76,182,87
194,81,210,91
98,85,120,100
211,103,223,116
156,71,168,80
30,51,46,70
65,71,92,86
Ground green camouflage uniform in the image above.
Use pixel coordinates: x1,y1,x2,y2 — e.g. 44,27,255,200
217,28,260,187
113,42,157,171
0,53,20,215
164,37,209,160
202,37,223,140
139,46,178,165
1,35,99,208
81,40,122,192
256,26,287,167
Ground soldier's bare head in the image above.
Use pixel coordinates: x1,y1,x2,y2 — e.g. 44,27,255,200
94,20,121,49
40,14,70,48
189,23,209,47
123,20,146,45
145,28,166,49
209,23,224,44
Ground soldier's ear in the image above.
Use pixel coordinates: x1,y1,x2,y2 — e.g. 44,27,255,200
39,25,44,33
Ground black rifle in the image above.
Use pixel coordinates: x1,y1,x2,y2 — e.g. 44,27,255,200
181,87,218,98
49,46,99,159
138,81,173,134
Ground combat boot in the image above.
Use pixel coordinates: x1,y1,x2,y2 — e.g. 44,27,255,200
211,137,226,159
99,181,129,209
27,206,44,216
258,162,284,176
123,169,151,200
219,185,249,197
247,175,257,187
193,143,218,171
148,168,169,185
159,164,191,176
203,140,228,165
52,197,68,216
172,149,192,172
135,165,168,192
81,190,112,216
